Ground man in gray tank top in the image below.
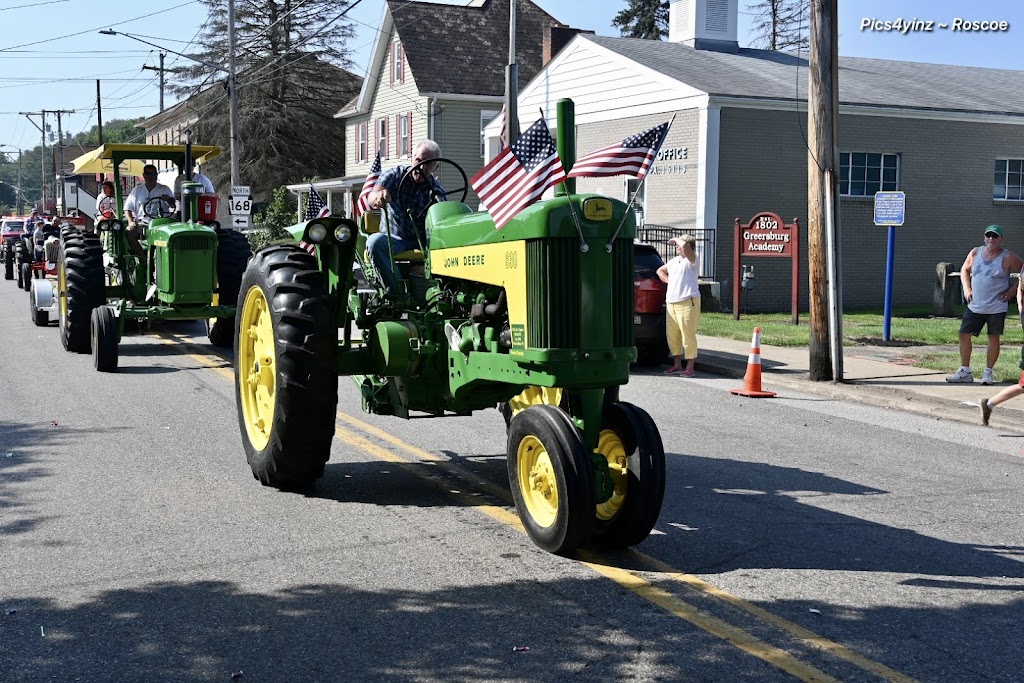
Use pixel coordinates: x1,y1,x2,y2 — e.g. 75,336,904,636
947,224,1023,384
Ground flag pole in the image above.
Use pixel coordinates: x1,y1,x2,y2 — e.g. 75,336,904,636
605,112,677,251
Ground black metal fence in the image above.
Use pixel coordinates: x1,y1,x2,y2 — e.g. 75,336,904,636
637,224,717,280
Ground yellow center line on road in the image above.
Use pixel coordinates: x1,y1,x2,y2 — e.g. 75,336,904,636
163,334,915,683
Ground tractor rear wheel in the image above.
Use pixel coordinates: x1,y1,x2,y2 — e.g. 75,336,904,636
507,405,595,554
591,402,666,549
3,239,12,280
210,229,253,347
235,245,338,490
59,230,105,353
91,306,119,372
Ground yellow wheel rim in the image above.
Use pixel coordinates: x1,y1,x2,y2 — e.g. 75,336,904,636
239,285,276,451
594,429,629,521
517,435,559,528
508,386,563,417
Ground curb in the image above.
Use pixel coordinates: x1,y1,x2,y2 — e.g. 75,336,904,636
696,353,1023,433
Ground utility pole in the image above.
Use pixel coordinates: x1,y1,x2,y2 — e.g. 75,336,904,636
142,53,166,112
227,0,241,186
17,149,23,214
48,109,75,213
807,0,841,381
97,80,104,144
20,111,46,210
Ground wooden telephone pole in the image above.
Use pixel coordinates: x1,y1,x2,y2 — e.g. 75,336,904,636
807,0,841,381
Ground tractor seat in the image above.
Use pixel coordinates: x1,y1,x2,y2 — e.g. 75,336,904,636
360,211,423,262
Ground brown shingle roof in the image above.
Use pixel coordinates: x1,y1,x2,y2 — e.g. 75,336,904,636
388,0,564,96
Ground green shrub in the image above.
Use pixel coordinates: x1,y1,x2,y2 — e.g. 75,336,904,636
249,186,297,251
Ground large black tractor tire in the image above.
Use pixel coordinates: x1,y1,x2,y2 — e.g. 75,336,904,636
20,263,30,291
15,257,23,288
591,402,666,549
58,231,105,353
91,306,119,372
507,405,595,555
235,245,338,490
3,239,13,280
211,229,253,348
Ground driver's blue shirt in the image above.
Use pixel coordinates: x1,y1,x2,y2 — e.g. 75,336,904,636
376,165,446,244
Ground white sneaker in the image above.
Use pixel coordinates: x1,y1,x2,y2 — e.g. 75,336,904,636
946,367,974,383
981,368,995,385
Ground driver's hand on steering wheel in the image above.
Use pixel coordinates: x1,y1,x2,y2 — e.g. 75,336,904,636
370,188,390,210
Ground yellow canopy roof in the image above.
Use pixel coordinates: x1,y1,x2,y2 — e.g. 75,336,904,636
70,144,222,177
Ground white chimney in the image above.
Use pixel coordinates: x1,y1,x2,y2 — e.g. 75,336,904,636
669,0,739,52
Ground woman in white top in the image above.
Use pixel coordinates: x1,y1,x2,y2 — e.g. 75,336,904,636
656,234,701,376
96,180,116,218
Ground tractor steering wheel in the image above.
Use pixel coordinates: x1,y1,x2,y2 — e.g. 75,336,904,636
97,195,117,219
397,157,469,221
142,196,175,221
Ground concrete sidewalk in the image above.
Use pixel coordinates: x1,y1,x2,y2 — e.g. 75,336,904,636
691,334,1024,432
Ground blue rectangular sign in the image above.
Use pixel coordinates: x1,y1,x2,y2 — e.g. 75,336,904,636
874,191,905,226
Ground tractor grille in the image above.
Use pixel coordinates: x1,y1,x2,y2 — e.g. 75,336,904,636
610,239,634,348
527,239,580,349
174,236,214,251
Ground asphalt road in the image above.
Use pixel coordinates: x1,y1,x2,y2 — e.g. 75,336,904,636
1,280,1023,683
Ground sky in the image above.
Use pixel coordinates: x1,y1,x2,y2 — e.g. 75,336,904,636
0,0,1021,159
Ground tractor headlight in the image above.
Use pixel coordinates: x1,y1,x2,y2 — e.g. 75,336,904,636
97,219,110,232
307,221,328,243
110,220,123,232
334,225,352,243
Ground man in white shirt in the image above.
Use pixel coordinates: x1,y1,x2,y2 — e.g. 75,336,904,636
173,165,215,196
124,164,176,256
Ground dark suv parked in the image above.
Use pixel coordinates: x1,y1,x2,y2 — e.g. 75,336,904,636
634,241,669,364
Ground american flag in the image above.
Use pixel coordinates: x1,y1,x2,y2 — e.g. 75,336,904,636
566,121,670,180
470,117,566,230
305,183,331,220
355,153,382,218
300,184,331,254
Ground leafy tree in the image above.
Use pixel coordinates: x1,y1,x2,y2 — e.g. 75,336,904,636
249,185,297,250
170,0,361,202
72,117,148,146
748,0,809,51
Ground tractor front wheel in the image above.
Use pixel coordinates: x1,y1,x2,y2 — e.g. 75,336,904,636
58,231,104,353
91,306,119,372
28,280,48,327
235,245,338,490
507,405,595,555
591,402,666,549
3,239,12,280
20,263,30,291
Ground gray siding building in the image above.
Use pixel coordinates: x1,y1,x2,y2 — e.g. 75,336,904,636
495,0,1024,311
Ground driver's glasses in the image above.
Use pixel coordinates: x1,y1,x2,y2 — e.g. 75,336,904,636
143,172,157,177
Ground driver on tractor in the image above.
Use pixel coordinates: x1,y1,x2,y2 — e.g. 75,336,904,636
365,140,446,293
124,164,176,257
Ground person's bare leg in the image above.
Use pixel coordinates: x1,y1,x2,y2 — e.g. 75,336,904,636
959,332,973,367
986,334,1002,369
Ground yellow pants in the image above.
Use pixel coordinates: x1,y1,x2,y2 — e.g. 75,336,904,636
667,297,701,359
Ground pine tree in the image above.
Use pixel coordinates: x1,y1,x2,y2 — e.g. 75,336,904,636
612,0,669,40
169,0,361,199
748,0,809,51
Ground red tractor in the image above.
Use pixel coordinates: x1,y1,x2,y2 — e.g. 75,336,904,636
2,216,27,281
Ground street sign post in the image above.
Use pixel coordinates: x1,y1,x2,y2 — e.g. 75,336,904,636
875,191,906,341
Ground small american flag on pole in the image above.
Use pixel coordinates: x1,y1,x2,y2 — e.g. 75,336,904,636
300,184,331,254
305,183,331,220
470,117,566,231
566,121,670,180
355,152,382,218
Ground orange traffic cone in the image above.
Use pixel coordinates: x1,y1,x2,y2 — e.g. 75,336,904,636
730,327,777,398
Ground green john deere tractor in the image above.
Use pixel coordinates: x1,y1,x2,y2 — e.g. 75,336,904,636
62,143,251,371
234,99,665,555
